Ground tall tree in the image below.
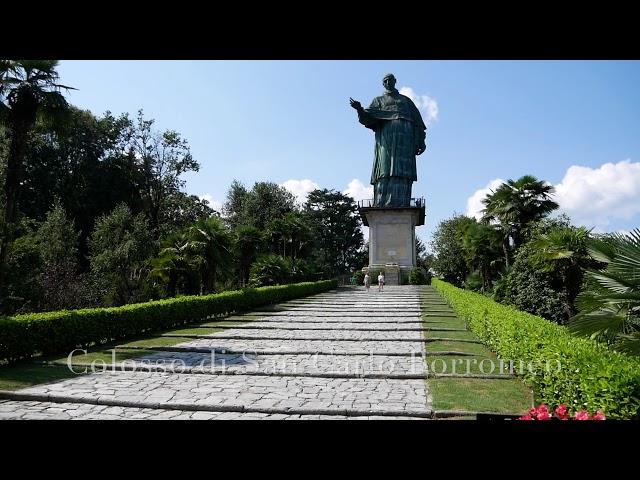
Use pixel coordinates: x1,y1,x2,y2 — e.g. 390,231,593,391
304,189,363,277
186,216,233,294
36,200,83,311
234,225,264,287
223,180,249,229
0,60,73,284
458,218,504,292
89,203,155,306
481,175,559,266
531,226,592,317
35,198,79,266
223,180,296,230
266,212,312,260
127,110,199,236
150,231,195,297
430,214,473,287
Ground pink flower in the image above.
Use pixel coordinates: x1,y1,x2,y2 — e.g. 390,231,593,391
536,410,552,420
536,404,549,415
554,404,569,420
574,410,591,420
520,404,607,421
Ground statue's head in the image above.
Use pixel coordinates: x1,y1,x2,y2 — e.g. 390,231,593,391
383,73,397,91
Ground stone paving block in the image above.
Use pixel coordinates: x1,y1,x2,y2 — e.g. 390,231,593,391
5,287,435,419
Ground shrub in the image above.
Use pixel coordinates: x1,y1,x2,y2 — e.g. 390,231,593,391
0,280,337,364
249,255,290,287
503,241,569,323
353,270,365,285
409,267,431,285
433,278,640,419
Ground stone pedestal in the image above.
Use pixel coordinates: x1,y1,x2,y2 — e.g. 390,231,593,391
382,264,400,286
358,202,425,286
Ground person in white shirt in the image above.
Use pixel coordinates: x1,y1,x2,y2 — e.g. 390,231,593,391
378,272,385,292
363,273,371,291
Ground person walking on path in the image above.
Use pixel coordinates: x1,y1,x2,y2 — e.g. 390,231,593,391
378,272,385,292
364,272,371,291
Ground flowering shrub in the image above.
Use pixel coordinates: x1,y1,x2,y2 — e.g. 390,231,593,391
518,404,606,420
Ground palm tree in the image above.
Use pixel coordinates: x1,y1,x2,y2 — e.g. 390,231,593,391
186,216,233,294
150,231,192,296
284,212,312,260
531,226,592,317
482,175,559,266
569,229,640,355
266,217,290,257
0,60,74,285
458,219,504,292
234,225,264,286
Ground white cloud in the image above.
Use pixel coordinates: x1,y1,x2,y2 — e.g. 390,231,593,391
464,159,640,231
198,194,223,213
343,178,373,202
465,178,505,220
280,179,320,205
554,160,640,228
399,86,439,125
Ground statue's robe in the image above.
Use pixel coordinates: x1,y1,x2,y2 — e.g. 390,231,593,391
357,89,426,207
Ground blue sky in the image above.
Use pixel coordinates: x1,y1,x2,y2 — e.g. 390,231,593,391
57,60,640,245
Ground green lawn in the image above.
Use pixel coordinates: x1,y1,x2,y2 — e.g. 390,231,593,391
0,363,79,391
428,378,533,414
0,315,259,391
161,327,225,336
424,330,479,340
420,285,536,417
427,340,492,356
427,355,511,375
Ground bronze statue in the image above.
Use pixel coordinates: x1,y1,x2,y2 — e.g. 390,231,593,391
350,74,426,207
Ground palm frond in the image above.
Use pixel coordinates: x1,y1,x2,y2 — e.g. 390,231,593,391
569,308,628,337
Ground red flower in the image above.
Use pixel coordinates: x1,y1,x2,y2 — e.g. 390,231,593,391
554,404,569,420
536,410,552,420
574,410,591,420
519,404,606,421
536,404,549,415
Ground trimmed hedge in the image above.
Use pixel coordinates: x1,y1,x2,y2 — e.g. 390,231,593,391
0,280,337,364
432,279,640,419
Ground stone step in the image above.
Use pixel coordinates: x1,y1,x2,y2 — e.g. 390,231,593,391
173,338,427,355
247,312,425,318
42,359,513,380
0,400,428,420
165,328,440,342
162,333,427,341
3,370,432,418
47,357,429,379
189,324,464,332
115,345,427,357
216,318,430,324
272,307,424,315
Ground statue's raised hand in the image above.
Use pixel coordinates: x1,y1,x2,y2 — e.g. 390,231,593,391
349,97,363,111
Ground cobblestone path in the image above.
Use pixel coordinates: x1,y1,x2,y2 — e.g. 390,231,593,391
0,286,433,419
